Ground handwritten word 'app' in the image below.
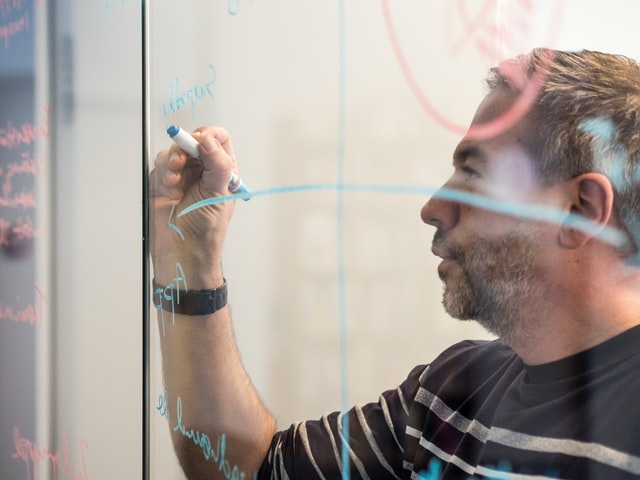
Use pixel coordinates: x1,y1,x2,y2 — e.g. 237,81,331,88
152,262,187,336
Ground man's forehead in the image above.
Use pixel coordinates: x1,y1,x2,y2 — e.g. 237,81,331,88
454,93,538,176
455,88,534,158
470,88,523,127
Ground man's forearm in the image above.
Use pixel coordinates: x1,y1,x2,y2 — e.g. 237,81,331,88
157,304,276,479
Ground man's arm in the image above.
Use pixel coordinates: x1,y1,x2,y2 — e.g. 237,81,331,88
150,126,275,479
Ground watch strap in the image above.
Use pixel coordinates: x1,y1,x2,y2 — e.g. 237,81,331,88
152,278,228,316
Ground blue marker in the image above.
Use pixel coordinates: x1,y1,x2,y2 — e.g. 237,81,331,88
166,125,252,199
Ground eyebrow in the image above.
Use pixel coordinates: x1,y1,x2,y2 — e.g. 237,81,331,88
452,141,489,166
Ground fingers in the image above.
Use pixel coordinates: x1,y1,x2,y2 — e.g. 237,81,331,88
150,126,240,200
192,126,239,196
194,126,237,162
150,147,197,200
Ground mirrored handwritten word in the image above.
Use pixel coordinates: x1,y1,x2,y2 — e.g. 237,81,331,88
12,425,89,480
156,391,258,480
161,64,216,125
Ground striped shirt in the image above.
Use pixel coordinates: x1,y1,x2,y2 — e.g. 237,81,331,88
257,325,640,479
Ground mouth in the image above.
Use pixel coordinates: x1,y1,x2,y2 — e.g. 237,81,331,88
431,244,461,280
431,245,456,262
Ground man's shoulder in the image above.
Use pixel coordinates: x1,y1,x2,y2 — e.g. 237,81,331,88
415,338,521,391
434,338,515,367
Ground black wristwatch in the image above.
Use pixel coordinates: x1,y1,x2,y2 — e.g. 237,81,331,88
152,278,228,316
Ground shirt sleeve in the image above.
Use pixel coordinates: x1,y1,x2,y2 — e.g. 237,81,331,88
256,365,427,480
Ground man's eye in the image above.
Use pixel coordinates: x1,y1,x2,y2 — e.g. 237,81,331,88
460,166,479,178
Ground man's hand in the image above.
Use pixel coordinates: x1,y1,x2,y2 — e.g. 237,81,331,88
149,126,237,289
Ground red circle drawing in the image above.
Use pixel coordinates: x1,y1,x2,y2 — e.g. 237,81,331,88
381,0,565,140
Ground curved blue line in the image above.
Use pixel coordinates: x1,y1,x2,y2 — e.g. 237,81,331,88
168,203,185,240
175,182,627,248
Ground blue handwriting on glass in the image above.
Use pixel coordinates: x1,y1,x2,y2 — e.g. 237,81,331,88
228,0,254,16
101,0,139,16
418,457,559,479
152,262,188,336
161,65,216,126
157,390,258,480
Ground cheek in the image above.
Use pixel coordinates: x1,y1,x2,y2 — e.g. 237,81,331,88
460,210,524,240
488,150,540,200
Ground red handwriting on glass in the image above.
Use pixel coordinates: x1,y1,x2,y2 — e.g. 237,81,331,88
12,425,89,480
0,151,39,209
1,153,38,195
0,284,45,327
0,9,29,47
447,0,534,59
0,0,40,17
381,0,564,139
0,0,43,48
448,0,497,55
0,107,50,150
0,216,39,246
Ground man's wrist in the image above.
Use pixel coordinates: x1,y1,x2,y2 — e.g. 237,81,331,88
151,255,224,290
152,277,228,316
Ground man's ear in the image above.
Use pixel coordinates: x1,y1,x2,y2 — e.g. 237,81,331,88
558,173,614,249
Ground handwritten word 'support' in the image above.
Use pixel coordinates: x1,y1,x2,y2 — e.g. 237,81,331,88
12,426,89,480
161,65,216,125
157,391,257,480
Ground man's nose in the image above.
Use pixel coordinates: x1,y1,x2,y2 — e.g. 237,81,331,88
420,184,460,232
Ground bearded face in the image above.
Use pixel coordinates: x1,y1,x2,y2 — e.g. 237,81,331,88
432,224,548,344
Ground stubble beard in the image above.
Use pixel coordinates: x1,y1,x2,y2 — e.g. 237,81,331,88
434,227,547,346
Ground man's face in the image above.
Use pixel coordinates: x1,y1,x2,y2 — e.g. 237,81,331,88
421,89,560,343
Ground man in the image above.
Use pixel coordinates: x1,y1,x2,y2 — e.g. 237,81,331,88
150,48,640,479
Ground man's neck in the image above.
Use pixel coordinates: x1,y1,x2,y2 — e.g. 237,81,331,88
511,290,640,365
